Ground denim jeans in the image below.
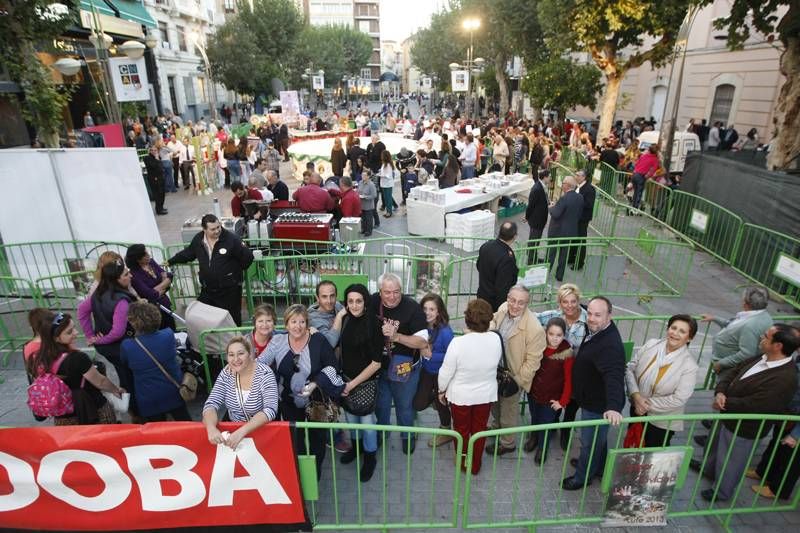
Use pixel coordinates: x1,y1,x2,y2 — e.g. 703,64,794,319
528,396,559,451
461,165,476,179
381,186,394,216
376,364,421,442
573,409,609,483
343,410,378,452
161,160,176,192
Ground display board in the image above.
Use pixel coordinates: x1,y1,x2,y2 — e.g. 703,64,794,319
0,148,162,279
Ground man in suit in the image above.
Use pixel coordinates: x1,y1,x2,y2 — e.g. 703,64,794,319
547,176,583,282
569,170,596,270
525,172,548,264
692,324,799,502
476,222,519,311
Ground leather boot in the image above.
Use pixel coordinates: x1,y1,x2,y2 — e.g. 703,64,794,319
341,440,360,465
360,451,377,482
560,429,570,451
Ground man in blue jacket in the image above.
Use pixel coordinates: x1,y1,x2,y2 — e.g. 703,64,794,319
562,296,626,490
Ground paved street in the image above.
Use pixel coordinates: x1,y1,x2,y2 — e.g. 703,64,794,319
1,123,798,531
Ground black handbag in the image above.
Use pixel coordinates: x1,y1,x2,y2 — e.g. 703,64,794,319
342,376,378,416
494,330,519,398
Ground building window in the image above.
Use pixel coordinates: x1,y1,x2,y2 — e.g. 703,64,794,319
358,20,370,33
224,0,236,13
197,76,207,103
176,25,187,52
184,76,196,105
709,84,735,126
158,22,169,47
361,67,372,80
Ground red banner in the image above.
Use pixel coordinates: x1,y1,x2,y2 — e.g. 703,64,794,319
0,422,310,531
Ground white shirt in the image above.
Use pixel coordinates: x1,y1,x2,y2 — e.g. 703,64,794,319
708,127,720,147
740,354,794,380
460,142,477,166
438,331,502,406
379,164,396,188
178,143,195,164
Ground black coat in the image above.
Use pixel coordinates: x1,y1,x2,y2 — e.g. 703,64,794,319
366,141,386,172
547,190,583,238
525,179,549,230
571,321,626,414
476,239,519,311
576,182,596,223
168,228,254,290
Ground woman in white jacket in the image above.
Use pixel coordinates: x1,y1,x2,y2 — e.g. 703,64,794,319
378,149,397,217
438,298,502,475
625,314,699,447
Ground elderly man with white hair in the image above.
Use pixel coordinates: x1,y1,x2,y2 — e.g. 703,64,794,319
547,175,584,282
371,273,429,454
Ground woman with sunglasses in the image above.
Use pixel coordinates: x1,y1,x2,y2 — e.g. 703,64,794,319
78,260,137,399
26,312,124,425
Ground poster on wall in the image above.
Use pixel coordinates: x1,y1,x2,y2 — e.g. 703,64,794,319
601,447,691,527
451,70,469,92
108,56,150,102
280,90,300,122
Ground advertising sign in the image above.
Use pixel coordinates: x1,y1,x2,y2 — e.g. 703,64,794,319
108,57,149,102
312,75,324,90
280,90,300,122
689,209,709,233
451,70,469,92
0,422,310,531
601,447,691,527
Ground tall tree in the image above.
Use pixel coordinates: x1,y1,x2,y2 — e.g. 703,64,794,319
287,25,372,91
410,10,465,91
206,0,303,97
704,0,799,170
539,0,692,138
521,56,603,120
0,1,76,147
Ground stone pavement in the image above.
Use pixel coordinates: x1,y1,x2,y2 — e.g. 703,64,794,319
2,122,798,530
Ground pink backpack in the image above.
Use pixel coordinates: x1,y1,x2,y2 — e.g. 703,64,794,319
27,353,74,418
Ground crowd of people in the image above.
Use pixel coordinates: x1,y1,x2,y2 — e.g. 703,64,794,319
22,247,800,499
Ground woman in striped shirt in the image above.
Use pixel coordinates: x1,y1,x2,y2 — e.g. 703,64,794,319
203,336,279,450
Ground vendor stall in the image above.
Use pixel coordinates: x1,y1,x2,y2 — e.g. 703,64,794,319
406,172,532,237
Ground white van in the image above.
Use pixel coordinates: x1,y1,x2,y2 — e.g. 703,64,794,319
637,130,700,174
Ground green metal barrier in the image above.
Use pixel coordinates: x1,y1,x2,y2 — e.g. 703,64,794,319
730,224,800,309
0,277,42,381
643,179,674,221
445,235,693,320
295,422,463,531
659,190,744,264
463,413,800,531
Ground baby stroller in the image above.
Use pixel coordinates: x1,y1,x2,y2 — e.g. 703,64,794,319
163,300,238,393
396,148,418,205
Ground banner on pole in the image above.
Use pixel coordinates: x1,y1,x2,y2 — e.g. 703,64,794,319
280,90,300,122
312,75,324,90
0,422,310,531
451,70,469,92
108,57,150,102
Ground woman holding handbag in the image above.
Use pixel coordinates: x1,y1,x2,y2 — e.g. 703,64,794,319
204,336,279,450
624,314,699,447
121,302,191,422
331,283,383,482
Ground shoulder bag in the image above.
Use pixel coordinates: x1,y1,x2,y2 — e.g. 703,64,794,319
135,338,197,402
494,330,519,398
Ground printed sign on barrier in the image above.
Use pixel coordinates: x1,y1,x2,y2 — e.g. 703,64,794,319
0,422,310,532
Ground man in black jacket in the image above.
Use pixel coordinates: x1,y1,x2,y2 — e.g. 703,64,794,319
569,170,596,270
143,146,167,215
563,296,625,490
525,173,548,264
167,214,254,325
476,222,519,311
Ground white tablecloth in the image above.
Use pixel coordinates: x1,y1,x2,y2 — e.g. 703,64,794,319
406,174,533,237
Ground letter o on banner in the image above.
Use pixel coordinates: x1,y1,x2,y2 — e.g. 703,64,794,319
38,450,132,511
0,451,40,511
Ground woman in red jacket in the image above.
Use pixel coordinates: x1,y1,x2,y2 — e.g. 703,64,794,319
526,317,574,464
630,144,659,209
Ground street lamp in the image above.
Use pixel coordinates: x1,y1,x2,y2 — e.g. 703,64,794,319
188,30,217,121
456,17,481,119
